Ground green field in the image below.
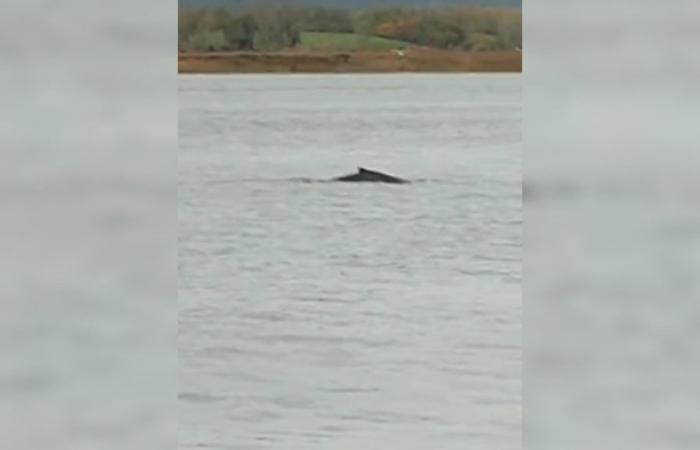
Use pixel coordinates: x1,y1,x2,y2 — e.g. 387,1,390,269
298,32,410,51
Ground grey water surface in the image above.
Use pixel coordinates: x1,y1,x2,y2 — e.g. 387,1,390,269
179,74,521,449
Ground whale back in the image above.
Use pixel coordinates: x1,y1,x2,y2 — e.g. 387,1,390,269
333,167,408,184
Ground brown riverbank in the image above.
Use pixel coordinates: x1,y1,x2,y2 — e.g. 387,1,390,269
178,48,521,74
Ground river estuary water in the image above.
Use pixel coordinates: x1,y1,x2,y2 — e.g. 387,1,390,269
179,74,521,449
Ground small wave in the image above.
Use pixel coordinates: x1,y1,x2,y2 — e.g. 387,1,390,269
179,392,227,403
287,177,332,184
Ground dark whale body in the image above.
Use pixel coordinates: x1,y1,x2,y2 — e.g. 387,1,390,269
333,167,409,184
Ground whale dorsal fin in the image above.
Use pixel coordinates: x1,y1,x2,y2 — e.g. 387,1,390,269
358,167,367,173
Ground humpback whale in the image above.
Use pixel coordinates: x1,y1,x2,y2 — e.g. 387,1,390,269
333,167,409,184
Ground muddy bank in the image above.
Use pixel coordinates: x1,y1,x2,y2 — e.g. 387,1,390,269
178,49,521,73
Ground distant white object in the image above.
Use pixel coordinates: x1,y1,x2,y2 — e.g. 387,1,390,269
515,47,521,52
392,49,405,57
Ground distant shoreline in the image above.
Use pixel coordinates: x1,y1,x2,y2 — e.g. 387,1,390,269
178,49,521,74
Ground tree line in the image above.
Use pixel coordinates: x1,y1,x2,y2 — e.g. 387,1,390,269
179,6,521,52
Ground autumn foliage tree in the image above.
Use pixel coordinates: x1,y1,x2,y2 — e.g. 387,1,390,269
178,5,521,52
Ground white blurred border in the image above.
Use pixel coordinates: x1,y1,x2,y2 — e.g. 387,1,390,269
0,0,176,449
525,0,700,449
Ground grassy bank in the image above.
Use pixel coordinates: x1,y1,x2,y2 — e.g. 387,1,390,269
178,48,521,74
298,32,410,51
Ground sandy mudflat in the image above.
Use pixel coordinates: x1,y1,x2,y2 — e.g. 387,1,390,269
178,49,521,73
